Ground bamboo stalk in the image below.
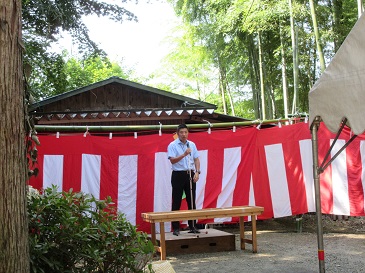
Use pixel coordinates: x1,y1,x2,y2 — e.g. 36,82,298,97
34,118,302,133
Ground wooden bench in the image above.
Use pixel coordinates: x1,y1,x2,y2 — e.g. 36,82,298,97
141,206,264,260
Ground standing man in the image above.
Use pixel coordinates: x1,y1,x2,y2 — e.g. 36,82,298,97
167,124,201,236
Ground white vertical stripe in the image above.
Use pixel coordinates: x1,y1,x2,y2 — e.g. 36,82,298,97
81,154,101,199
265,144,292,217
360,141,365,214
331,139,350,215
215,147,241,223
43,155,64,191
299,140,316,212
118,155,138,226
154,152,171,232
248,174,256,222
196,150,208,210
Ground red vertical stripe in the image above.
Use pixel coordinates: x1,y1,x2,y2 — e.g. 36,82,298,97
252,146,273,219
232,146,252,205
231,144,254,222
346,140,365,215
232,129,256,207
62,155,82,192
318,127,333,214
203,149,224,209
100,155,118,204
282,141,307,215
135,154,155,232
201,148,224,223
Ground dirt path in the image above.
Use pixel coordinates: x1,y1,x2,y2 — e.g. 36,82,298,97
164,215,365,273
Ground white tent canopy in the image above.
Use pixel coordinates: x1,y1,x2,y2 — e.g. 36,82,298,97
308,12,365,273
309,12,365,135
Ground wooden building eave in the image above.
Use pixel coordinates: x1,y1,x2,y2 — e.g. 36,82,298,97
29,108,227,125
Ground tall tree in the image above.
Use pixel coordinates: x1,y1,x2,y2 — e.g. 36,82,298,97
309,0,326,72
288,0,299,114
156,24,216,100
22,0,137,99
0,0,30,272
168,0,239,115
257,31,266,120
163,0,360,119
279,25,289,118
31,54,130,99
332,0,344,51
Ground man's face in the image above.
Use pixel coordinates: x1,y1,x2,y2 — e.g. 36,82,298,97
178,128,189,143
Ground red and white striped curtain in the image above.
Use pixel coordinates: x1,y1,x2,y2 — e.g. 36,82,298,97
29,122,365,232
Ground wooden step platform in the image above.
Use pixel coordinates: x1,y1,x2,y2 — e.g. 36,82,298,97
151,229,235,255
142,206,264,259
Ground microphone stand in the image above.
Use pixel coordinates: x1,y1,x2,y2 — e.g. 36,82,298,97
187,142,196,234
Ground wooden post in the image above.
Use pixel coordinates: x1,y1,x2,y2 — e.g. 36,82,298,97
159,222,166,260
252,215,258,253
151,223,156,245
239,216,245,250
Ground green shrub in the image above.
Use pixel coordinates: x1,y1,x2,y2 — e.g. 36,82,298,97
28,186,154,273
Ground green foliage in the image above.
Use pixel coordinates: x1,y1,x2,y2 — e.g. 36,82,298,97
23,0,362,119
22,0,136,99
156,24,216,100
22,0,136,56
64,55,130,92
25,43,69,99
29,53,130,100
163,0,360,120
28,186,154,273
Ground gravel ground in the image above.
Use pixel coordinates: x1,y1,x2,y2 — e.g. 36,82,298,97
162,215,365,273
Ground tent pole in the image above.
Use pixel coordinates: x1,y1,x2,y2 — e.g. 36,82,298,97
311,118,325,273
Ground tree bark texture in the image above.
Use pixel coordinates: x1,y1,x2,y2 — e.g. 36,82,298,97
0,0,30,272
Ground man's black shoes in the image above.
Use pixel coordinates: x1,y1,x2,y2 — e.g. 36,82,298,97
173,227,200,235
188,227,200,233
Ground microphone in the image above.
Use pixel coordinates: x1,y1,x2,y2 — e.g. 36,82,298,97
186,141,191,156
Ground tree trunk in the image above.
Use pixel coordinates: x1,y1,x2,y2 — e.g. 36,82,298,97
226,84,235,116
0,1,30,272
220,66,235,116
266,83,275,119
280,25,289,118
289,0,299,114
257,31,265,120
246,34,260,119
332,0,344,52
218,67,227,115
309,0,326,72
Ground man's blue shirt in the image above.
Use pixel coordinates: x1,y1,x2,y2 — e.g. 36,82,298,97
167,138,199,171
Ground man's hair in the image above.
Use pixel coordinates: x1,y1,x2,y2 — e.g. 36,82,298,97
177,124,188,132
